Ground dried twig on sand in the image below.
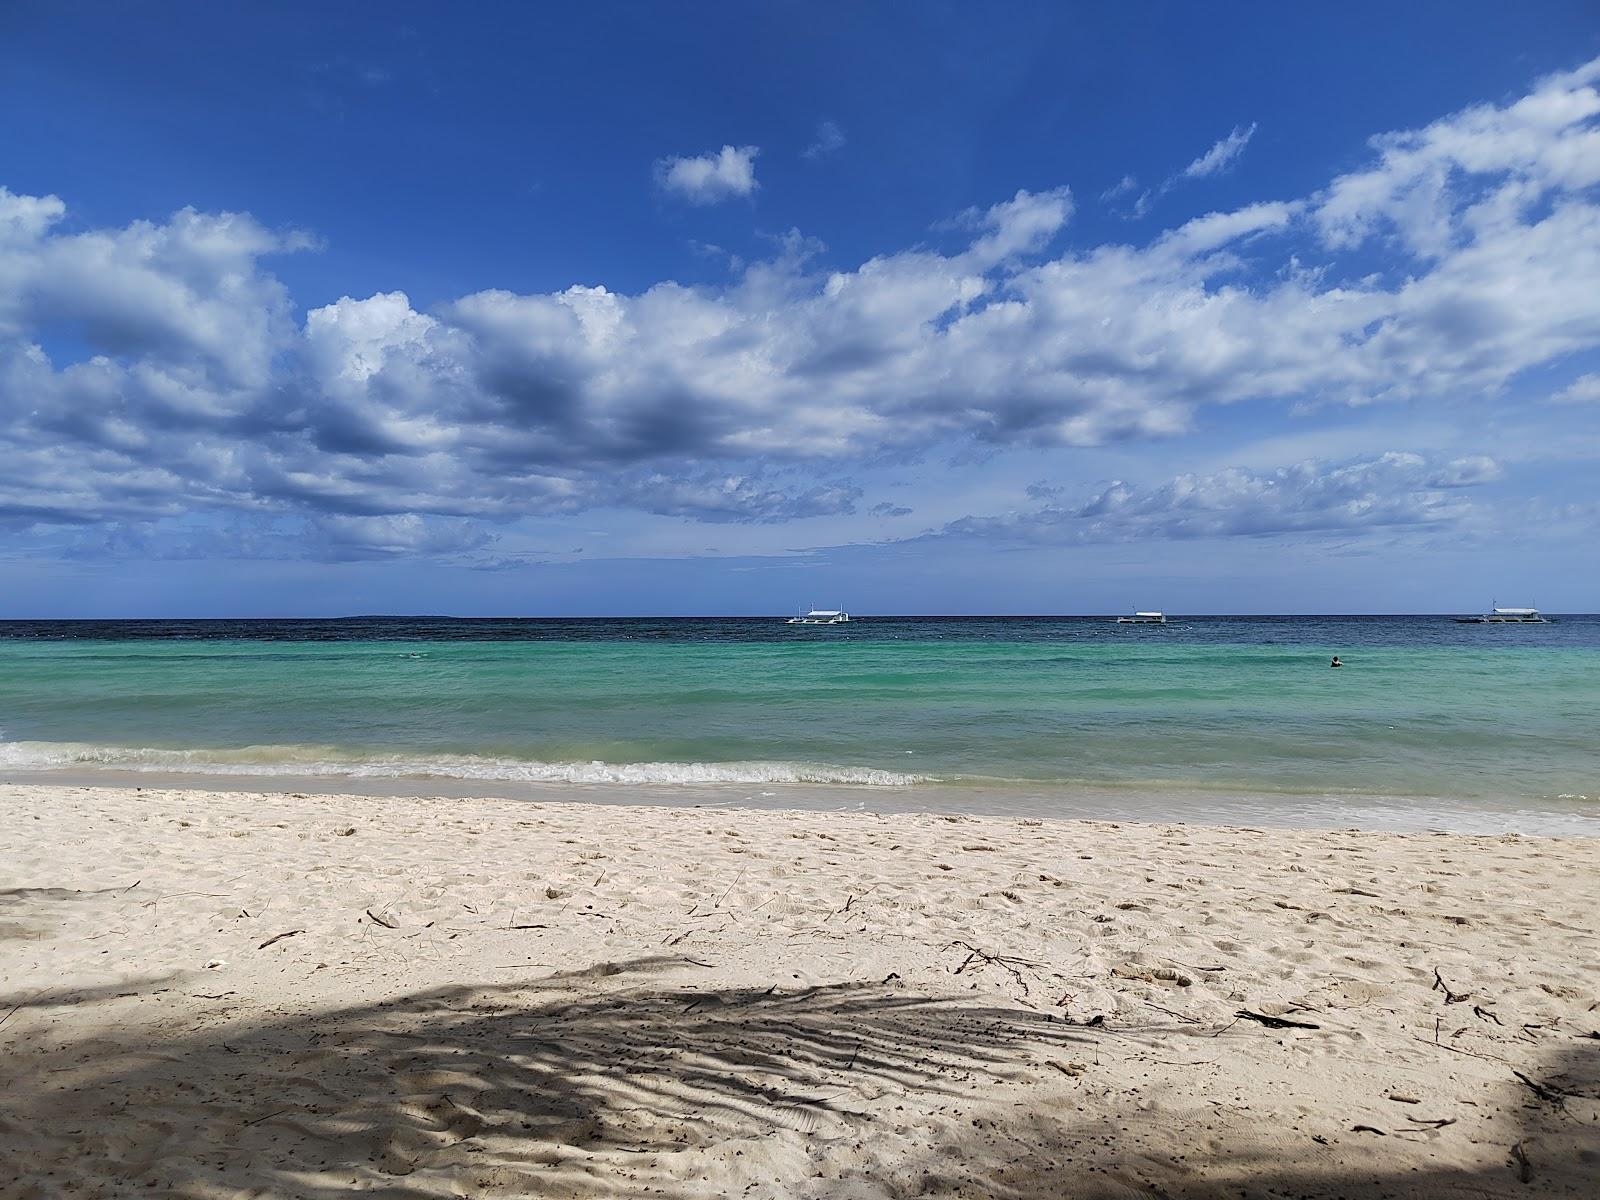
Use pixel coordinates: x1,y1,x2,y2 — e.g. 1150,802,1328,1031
1235,1009,1321,1030
948,940,1040,992
1511,1069,1567,1106
1511,1140,1533,1183
1432,968,1470,1004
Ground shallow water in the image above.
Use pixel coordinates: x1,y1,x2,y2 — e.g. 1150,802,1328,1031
2,615,1597,831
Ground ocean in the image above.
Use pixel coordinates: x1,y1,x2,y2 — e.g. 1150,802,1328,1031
2,615,1597,834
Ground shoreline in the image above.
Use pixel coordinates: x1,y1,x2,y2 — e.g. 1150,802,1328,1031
4,767,1598,837
3,782,1597,1197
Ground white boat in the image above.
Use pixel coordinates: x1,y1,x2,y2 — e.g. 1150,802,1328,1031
786,608,850,625
1116,610,1167,624
1455,604,1549,624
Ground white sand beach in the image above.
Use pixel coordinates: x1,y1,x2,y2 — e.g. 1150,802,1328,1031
2,782,1597,1198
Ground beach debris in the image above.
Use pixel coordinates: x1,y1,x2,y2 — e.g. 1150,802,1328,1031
949,940,1039,991
1511,1140,1533,1183
714,866,746,909
1351,1124,1387,1136
0,997,32,1031
365,908,399,929
1386,1092,1421,1104
1235,1009,1321,1030
1511,1069,1567,1106
203,958,227,969
1413,1036,1508,1065
1111,963,1191,987
256,929,304,950
1473,1004,1504,1025
242,1108,291,1128
1399,1117,1457,1131
1143,1000,1203,1025
1432,968,1470,1004
1048,1060,1087,1077
336,827,356,836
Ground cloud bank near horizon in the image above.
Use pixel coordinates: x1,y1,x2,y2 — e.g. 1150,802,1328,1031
2,57,1599,563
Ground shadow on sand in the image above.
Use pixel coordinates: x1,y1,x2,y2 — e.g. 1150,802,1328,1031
1,955,1595,1198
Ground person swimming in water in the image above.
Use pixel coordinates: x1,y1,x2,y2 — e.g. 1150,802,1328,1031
1330,656,1343,668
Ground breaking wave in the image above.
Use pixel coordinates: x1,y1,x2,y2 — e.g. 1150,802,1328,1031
0,740,929,787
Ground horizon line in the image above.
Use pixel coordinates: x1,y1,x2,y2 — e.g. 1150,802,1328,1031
0,611,1592,622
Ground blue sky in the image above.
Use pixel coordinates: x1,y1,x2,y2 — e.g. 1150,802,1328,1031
2,1,1599,616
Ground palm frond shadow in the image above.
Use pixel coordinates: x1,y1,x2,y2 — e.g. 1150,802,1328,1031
5,954,1595,1198
1,957,1091,1198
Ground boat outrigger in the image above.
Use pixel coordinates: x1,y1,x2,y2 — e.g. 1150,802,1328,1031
786,608,851,625
1116,610,1167,624
1454,603,1550,624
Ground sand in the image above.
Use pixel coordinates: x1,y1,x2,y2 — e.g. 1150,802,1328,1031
2,783,1597,1198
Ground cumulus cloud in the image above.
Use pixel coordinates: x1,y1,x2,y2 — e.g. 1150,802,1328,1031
1,57,1598,559
937,452,1501,544
1182,123,1258,179
1313,58,1600,256
655,145,760,204
803,121,846,160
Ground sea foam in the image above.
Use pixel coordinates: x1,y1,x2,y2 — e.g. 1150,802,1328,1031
0,740,927,787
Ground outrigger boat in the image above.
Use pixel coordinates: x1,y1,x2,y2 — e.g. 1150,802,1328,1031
786,608,851,625
1455,603,1550,624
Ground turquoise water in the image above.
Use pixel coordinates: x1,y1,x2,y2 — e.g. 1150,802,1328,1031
1,617,1596,817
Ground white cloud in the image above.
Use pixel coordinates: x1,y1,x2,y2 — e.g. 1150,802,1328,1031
1427,455,1503,487
313,513,496,560
655,145,760,204
1099,175,1138,202
958,186,1074,265
937,452,1501,544
2,57,1598,558
802,121,845,160
1181,123,1258,179
1105,125,1258,219
1314,58,1600,256
1552,372,1600,403
0,187,67,244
